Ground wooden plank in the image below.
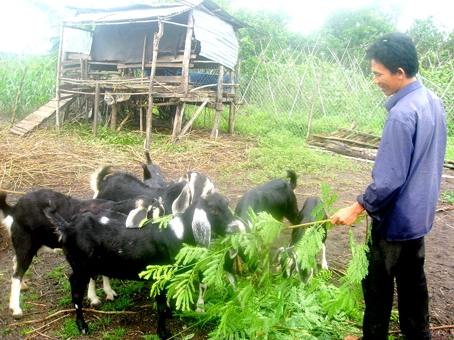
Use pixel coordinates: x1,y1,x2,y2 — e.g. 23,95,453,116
39,105,57,113
33,110,53,118
155,76,182,83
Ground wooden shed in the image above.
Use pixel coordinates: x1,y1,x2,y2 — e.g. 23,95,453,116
56,0,246,147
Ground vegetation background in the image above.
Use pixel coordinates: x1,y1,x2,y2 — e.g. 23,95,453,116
0,1,453,339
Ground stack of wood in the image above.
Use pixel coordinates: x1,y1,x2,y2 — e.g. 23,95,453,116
308,128,454,170
308,128,380,161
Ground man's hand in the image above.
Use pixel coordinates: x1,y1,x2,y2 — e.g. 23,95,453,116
330,202,365,226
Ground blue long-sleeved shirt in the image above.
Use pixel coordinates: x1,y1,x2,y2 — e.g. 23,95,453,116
357,80,447,241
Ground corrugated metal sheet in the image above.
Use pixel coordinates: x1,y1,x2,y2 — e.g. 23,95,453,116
193,9,238,70
64,5,191,25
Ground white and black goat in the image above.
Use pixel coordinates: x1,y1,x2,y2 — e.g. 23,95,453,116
92,166,215,215
44,192,246,339
0,189,159,318
142,151,169,189
274,196,328,283
225,170,303,283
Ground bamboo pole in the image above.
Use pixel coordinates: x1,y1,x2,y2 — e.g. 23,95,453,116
93,82,100,137
145,18,164,149
211,64,224,138
55,23,64,131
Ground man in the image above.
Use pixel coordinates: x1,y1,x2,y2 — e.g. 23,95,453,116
331,32,447,340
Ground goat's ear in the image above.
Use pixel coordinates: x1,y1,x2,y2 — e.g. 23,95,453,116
172,185,191,215
191,208,211,248
126,207,148,228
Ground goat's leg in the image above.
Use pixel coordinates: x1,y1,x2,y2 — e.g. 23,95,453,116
87,276,116,305
87,278,101,306
195,283,208,313
69,273,89,334
9,238,39,318
155,291,172,339
102,276,117,300
321,244,329,270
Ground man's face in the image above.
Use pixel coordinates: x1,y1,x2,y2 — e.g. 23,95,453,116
371,59,404,96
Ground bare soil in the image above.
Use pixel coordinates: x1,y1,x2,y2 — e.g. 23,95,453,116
0,125,453,339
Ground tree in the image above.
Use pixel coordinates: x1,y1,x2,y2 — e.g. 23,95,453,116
319,5,394,58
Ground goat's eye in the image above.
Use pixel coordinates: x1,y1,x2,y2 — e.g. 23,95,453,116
210,208,217,214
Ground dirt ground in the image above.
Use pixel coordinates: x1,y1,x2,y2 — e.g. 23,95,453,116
0,125,453,339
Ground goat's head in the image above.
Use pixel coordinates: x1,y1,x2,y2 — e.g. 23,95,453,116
172,171,216,215
188,193,246,248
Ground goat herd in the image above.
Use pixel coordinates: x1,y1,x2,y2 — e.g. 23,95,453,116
0,152,328,339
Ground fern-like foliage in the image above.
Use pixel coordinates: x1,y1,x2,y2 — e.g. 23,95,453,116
140,184,370,339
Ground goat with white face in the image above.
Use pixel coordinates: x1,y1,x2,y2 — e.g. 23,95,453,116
0,189,157,318
92,165,215,215
44,192,246,339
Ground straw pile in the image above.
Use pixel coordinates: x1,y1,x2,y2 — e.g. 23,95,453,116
0,124,256,202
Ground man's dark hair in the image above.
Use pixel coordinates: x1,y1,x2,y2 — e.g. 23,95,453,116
366,32,419,78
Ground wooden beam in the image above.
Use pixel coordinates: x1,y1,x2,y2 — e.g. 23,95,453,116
177,100,207,138
180,11,194,94
211,64,224,138
145,18,164,150
93,82,100,137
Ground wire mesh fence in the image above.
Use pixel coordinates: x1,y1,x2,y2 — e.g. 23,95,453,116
234,40,454,139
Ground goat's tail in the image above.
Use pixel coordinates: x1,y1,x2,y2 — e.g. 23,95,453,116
286,170,297,190
0,191,14,218
90,166,113,198
144,150,153,164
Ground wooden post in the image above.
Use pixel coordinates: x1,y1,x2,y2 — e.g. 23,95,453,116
180,10,194,94
172,103,186,140
110,102,117,130
93,82,100,137
211,64,224,138
145,19,164,149
55,23,64,131
228,69,236,134
141,34,147,80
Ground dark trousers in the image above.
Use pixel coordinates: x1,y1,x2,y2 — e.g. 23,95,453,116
362,224,431,340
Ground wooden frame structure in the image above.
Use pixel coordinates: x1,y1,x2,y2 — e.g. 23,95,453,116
55,1,245,148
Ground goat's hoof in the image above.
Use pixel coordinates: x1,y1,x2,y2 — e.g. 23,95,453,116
105,290,117,301
89,297,101,306
20,282,29,290
11,309,23,319
77,319,89,334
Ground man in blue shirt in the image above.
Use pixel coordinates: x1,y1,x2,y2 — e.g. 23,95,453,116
331,32,447,340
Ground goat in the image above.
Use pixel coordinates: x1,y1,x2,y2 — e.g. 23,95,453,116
142,151,169,189
92,166,215,215
0,189,159,318
234,170,301,229
224,170,302,284
44,192,246,339
274,196,328,283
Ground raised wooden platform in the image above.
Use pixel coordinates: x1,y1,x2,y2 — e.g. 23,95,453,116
10,96,74,136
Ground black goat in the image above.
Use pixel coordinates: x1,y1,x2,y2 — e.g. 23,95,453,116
0,189,158,318
274,196,328,283
142,151,169,189
44,192,246,339
224,171,302,284
234,170,301,229
92,166,215,215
